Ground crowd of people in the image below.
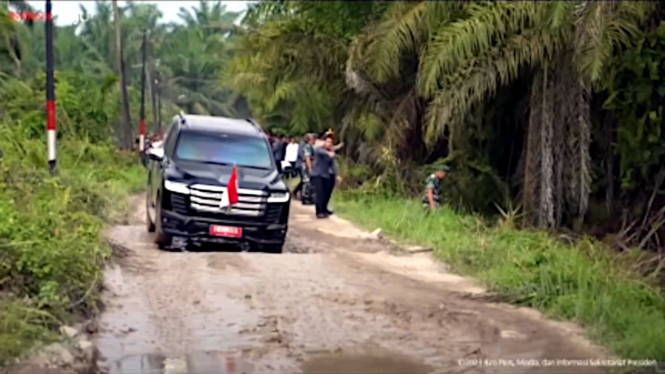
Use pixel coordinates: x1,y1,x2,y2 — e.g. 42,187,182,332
267,129,343,219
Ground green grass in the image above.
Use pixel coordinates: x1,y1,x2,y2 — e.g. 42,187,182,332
333,194,665,361
0,126,145,365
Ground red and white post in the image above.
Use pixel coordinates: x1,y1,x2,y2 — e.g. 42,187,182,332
45,0,56,172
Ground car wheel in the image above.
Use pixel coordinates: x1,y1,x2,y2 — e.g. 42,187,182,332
154,193,172,249
264,243,284,254
146,192,156,232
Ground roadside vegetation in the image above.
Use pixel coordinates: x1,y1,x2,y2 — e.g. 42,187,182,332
0,69,147,364
0,125,144,364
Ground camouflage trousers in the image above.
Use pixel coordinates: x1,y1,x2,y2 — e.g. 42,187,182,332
301,166,315,205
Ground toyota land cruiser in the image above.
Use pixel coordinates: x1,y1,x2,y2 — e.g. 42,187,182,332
145,113,290,253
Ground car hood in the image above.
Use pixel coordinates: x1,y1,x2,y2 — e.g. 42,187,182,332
166,160,286,192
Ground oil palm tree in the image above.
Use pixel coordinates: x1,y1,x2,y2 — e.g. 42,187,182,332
349,1,654,227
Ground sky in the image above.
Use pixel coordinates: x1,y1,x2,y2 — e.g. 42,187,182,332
26,1,252,26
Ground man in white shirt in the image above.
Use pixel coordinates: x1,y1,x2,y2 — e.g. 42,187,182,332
284,137,300,177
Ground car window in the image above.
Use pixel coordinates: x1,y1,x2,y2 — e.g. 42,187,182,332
164,123,178,157
174,131,274,170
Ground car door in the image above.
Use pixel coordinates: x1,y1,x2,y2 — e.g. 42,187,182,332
153,122,178,208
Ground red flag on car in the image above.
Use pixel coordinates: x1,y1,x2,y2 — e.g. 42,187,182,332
228,167,239,205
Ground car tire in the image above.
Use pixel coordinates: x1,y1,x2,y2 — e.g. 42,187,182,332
154,193,172,249
146,192,156,233
264,243,284,254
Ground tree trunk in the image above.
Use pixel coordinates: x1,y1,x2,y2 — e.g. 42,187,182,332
523,56,592,229
113,0,133,150
538,63,555,228
523,70,543,226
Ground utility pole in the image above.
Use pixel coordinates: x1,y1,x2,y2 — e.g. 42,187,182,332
45,0,56,173
156,72,162,136
113,0,133,150
148,40,158,135
139,29,147,152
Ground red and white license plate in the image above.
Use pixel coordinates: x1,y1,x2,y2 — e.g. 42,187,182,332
209,225,243,238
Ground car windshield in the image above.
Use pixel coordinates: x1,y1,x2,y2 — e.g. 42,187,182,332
174,131,273,170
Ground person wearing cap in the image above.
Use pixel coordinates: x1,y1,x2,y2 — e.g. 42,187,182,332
423,165,450,210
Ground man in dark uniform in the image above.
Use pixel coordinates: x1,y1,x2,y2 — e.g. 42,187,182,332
293,134,309,200
311,135,337,218
301,134,317,205
422,165,450,210
272,135,285,171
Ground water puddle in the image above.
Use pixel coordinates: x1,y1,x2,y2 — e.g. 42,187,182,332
301,348,432,374
109,351,254,374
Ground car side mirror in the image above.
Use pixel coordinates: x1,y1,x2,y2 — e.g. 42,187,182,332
147,147,164,161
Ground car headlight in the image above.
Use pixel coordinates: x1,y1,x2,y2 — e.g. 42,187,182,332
267,191,290,203
164,180,190,195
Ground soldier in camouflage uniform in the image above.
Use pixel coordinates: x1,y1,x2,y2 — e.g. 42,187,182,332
422,165,450,210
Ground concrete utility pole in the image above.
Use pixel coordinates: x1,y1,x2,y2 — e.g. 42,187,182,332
148,39,158,134
113,0,133,150
45,0,56,173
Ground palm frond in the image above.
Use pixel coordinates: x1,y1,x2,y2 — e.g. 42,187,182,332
419,2,539,98
574,1,652,87
424,28,560,145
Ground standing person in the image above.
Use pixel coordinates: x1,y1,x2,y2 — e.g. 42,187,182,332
293,134,309,200
310,135,337,218
325,141,344,215
422,165,450,211
272,135,285,171
281,135,289,158
302,134,317,205
285,137,299,178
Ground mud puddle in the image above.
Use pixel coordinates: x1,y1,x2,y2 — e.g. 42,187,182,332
109,351,253,374
109,348,429,374
301,347,432,374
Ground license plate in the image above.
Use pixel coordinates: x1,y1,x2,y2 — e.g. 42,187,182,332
209,225,243,238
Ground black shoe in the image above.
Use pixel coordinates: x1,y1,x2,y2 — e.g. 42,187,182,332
325,210,333,215
316,213,328,219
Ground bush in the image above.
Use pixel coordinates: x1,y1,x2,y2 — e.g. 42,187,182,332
0,124,144,365
338,152,509,216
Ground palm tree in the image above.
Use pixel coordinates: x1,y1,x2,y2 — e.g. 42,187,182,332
346,1,654,228
178,1,240,37
224,1,382,135
0,0,34,76
152,1,243,117
113,0,133,149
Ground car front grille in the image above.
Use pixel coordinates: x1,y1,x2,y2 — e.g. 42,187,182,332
170,194,189,215
188,184,268,217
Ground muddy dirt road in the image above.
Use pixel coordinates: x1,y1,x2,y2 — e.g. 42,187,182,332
97,197,608,374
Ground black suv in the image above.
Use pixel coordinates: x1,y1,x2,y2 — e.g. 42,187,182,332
145,113,290,253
